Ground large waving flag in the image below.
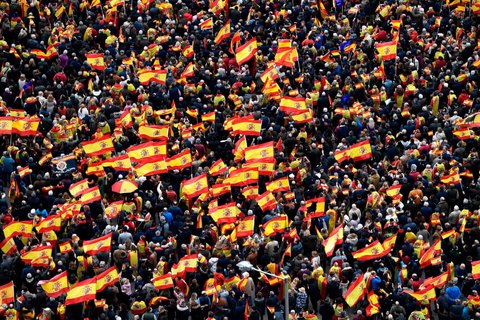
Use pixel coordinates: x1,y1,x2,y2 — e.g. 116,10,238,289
419,239,442,268
65,278,97,306
322,224,344,257
69,179,89,198
226,168,259,186
279,97,307,114
209,159,228,176
96,266,120,292
39,271,69,298
235,38,258,65
236,216,255,238
35,214,62,233
21,245,53,264
263,215,288,236
199,18,213,30
12,118,40,136
352,240,391,261
82,135,115,156
256,191,277,212
0,282,14,304
343,274,366,307
85,53,106,70
134,158,168,177
349,140,372,162
209,203,240,224
231,117,261,136
127,141,167,161
167,149,192,170
80,186,102,204
245,141,274,162
83,234,112,255
3,220,33,238
215,20,231,44
266,176,290,193
138,69,167,85
181,173,208,199
404,286,436,301
375,41,397,61
138,125,169,140
153,274,174,290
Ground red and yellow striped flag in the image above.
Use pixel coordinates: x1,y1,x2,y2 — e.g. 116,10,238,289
39,271,69,298
215,20,231,44
83,234,112,255
96,266,120,292
35,214,61,233
82,135,115,156
80,186,102,204
181,173,209,199
69,179,89,198
167,149,192,170
3,220,33,238
65,278,97,305
343,274,365,307
235,38,258,65
85,53,106,70
266,176,290,193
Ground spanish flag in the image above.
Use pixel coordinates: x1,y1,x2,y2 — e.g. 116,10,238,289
85,53,106,71
440,172,461,185
441,229,456,239
274,47,298,68
55,5,65,18
419,239,442,268
382,233,397,250
245,141,274,162
260,66,279,83
153,274,174,290
404,286,436,301
375,41,397,61
3,220,33,238
82,135,114,156
83,234,112,255
179,254,198,272
104,201,123,219
181,62,195,78
0,282,14,304
86,161,106,177
0,117,12,135
224,276,240,291
115,109,133,128
304,197,326,219
352,240,390,261
138,69,167,85
96,266,120,292
0,236,16,254
80,186,102,204
210,203,240,224
233,135,248,161
266,176,290,193
138,125,169,141
199,17,213,30
421,271,449,290
204,278,218,295
323,224,344,257
58,241,73,254
386,184,401,197
210,183,231,198
236,216,255,238
244,159,275,176
182,45,194,58
349,140,372,162
472,260,480,279
69,178,89,198
226,168,259,186
215,20,231,44
235,38,258,65
209,159,228,176
167,149,192,170
171,263,185,278
263,215,288,236
334,148,350,163
343,274,366,307
12,118,40,136
231,118,262,136
35,214,62,233
291,109,314,124
242,186,258,200
21,245,53,264
39,271,69,298
127,141,167,161
181,173,208,199
134,158,168,177
65,278,97,306
277,39,291,49
210,0,225,14
279,96,307,114
103,154,132,171
202,112,216,122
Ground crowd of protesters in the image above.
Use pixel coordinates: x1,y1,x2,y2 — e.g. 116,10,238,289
0,0,480,319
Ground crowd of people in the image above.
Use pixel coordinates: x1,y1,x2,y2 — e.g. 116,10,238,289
0,0,480,319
